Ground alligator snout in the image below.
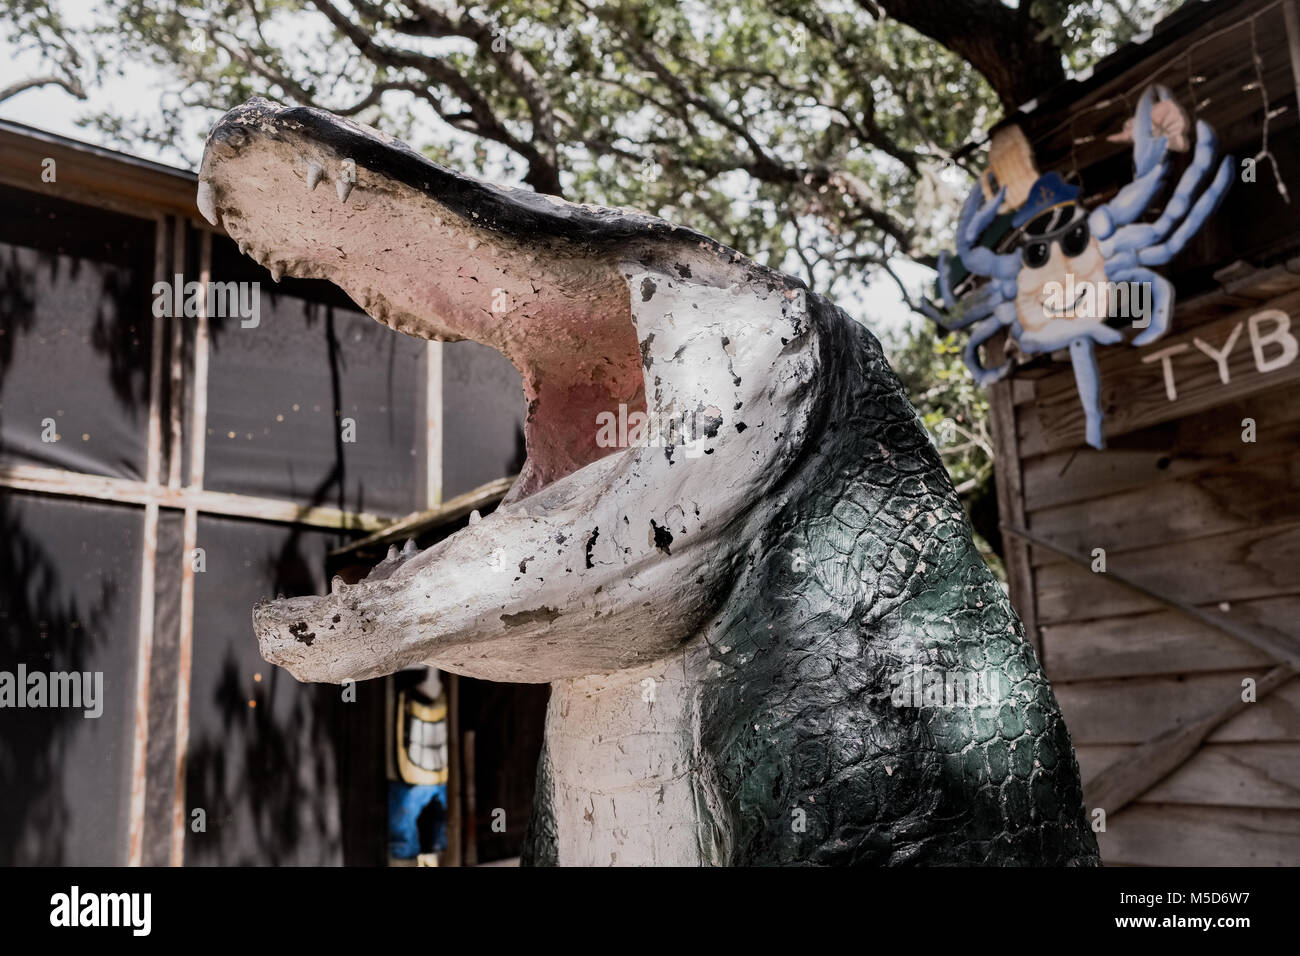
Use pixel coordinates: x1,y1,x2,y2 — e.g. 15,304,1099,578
252,589,405,684
252,594,337,680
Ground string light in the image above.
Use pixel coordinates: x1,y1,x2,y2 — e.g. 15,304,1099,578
1249,14,1290,202
1050,0,1290,203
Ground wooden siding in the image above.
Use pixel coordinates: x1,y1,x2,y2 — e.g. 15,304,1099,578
990,0,1300,865
997,258,1300,867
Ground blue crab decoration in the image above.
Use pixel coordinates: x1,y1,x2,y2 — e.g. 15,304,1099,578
922,87,1234,449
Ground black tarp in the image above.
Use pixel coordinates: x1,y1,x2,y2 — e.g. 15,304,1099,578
0,491,142,865
184,515,346,866
442,341,526,499
0,167,535,867
0,183,155,480
202,237,428,518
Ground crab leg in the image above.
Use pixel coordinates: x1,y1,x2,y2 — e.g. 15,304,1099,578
962,300,1017,386
1068,337,1106,449
1134,156,1233,268
1107,268,1173,345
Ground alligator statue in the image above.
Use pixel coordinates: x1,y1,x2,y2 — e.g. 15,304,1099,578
199,98,1100,867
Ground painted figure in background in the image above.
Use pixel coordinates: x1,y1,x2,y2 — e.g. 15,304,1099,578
387,667,449,867
923,87,1233,448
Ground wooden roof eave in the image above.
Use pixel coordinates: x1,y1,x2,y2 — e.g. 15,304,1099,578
0,118,208,224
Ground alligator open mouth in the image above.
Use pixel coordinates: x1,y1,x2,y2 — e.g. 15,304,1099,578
203,99,813,683
198,98,672,501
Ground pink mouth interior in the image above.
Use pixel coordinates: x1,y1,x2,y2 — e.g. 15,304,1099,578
205,137,650,501
491,284,648,499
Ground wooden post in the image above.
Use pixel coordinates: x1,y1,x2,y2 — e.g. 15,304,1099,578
426,341,444,509
127,213,169,866
1282,1,1300,114
987,364,1041,661
445,673,462,866
463,730,478,867
172,224,211,866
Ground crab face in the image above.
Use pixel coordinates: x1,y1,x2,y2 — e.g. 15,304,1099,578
1014,208,1109,332
199,99,821,684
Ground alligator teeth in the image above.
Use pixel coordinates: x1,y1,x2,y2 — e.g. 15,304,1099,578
386,544,399,561
196,181,219,226
468,509,481,526
306,160,324,191
270,264,283,283
401,538,418,557
337,178,354,203
238,240,249,256
331,575,345,594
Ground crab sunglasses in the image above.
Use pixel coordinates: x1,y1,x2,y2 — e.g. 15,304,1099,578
1020,206,1091,269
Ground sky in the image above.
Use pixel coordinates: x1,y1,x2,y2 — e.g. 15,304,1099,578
0,1,935,341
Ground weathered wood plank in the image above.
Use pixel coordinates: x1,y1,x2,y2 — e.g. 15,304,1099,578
0,127,200,219
1018,289,1300,456
1054,673,1300,745
328,475,516,555
1042,598,1297,681
988,368,1040,658
1098,805,1300,866
1028,450,1300,561
1022,383,1300,512
0,461,391,531
1034,521,1300,624
1008,523,1300,670
1078,743,1300,809
1209,679,1300,743
1228,264,1300,302
1083,666,1291,815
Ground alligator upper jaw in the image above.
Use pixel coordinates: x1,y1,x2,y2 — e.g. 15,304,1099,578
196,97,675,501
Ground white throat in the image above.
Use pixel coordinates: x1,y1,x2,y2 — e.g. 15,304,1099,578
543,641,730,866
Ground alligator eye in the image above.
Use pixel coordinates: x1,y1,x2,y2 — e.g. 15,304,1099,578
1061,221,1090,257
1022,241,1050,269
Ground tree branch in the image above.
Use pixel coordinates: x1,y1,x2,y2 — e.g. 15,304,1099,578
306,0,563,193
871,0,1066,108
0,73,85,104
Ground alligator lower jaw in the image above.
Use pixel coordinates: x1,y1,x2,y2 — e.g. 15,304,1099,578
196,98,656,503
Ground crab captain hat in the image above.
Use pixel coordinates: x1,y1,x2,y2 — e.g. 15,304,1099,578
1013,171,1081,228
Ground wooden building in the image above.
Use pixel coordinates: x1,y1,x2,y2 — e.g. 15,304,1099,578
0,119,532,865
981,0,1300,865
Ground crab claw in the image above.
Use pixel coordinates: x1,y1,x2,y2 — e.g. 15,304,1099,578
1132,87,1171,178
955,185,1019,282
962,302,1017,386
